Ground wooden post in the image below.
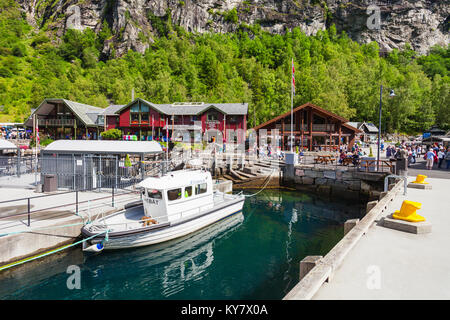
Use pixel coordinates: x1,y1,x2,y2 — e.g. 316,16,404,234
281,121,285,151
338,122,342,150
309,108,313,151
301,111,304,150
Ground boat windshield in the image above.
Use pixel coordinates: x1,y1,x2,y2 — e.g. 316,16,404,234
147,189,162,199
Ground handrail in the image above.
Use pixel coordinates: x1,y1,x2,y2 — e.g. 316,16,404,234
0,187,140,227
384,174,407,195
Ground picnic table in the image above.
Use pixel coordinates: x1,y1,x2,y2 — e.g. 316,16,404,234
314,154,336,164
360,159,393,172
342,157,355,166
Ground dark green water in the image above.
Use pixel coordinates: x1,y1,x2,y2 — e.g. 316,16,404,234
0,189,363,300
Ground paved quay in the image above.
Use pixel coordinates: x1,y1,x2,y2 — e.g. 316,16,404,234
312,175,450,300
0,184,142,266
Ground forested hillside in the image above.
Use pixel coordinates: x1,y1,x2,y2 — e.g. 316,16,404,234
0,0,449,133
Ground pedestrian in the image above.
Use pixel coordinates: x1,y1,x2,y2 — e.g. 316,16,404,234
438,148,446,168
445,147,450,170
425,148,435,170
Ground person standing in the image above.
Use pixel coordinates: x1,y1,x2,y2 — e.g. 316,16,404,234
438,148,446,168
445,147,450,170
425,148,435,170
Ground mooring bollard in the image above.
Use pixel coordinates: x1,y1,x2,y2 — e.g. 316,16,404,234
299,255,323,281
344,219,360,236
366,200,378,213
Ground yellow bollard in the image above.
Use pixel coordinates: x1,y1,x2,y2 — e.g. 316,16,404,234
412,174,428,184
392,200,425,222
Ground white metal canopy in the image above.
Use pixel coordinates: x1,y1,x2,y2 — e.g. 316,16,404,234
0,139,17,150
42,140,163,155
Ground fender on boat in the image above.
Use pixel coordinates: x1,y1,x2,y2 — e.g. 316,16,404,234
82,241,104,253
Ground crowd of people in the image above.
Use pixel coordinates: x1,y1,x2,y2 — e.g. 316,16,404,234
0,127,31,140
384,143,450,170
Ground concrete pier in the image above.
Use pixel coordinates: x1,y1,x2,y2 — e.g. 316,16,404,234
285,176,450,300
0,187,141,266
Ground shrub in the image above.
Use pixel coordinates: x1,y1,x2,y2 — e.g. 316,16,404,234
101,128,122,140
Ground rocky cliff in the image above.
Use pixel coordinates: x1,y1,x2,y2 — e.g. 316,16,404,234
16,0,449,57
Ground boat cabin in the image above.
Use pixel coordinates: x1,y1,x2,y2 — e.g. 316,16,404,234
138,170,214,223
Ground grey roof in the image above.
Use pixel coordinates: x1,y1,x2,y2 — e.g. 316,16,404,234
102,105,124,116
362,122,379,133
346,122,361,130
0,139,17,150
56,99,103,126
24,99,103,127
346,122,378,133
42,140,163,155
115,98,248,116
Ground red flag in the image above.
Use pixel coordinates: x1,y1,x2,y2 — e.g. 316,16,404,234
36,117,40,144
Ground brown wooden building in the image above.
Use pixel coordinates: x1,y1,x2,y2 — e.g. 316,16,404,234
252,102,361,151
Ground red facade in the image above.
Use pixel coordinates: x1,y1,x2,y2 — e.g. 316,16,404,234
111,100,247,141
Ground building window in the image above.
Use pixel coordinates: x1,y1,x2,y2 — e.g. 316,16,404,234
140,105,149,124
191,115,198,122
97,115,105,125
130,104,140,124
130,102,150,125
229,116,238,123
207,112,218,122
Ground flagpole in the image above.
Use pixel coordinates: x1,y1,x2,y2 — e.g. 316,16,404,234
290,58,294,153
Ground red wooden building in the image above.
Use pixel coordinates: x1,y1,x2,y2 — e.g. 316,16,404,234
111,99,248,142
252,102,361,151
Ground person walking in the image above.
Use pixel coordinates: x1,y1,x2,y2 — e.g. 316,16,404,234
425,148,435,170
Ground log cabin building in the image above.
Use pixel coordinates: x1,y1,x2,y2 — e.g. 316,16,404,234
252,102,361,152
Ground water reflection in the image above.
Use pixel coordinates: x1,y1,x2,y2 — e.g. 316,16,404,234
0,188,363,300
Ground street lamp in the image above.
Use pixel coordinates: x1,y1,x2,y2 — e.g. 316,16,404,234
377,85,395,171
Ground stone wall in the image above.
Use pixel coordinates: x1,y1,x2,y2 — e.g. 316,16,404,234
283,164,389,202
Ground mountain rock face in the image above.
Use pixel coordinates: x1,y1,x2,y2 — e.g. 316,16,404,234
17,0,449,57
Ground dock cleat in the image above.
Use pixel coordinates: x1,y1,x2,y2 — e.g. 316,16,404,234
411,174,428,184
392,200,425,223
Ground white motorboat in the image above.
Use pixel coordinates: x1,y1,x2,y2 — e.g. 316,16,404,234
81,169,245,250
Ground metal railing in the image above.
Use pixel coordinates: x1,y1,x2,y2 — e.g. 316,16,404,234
0,156,38,177
0,186,140,228
38,118,75,126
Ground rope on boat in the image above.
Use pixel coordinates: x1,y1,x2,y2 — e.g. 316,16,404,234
0,230,110,272
240,169,276,198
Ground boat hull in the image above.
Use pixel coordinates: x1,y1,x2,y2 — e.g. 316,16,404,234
82,198,244,250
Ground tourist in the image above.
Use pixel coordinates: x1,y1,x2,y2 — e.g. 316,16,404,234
425,148,435,170
445,147,450,170
352,150,360,166
386,145,391,158
338,150,346,164
411,147,416,164
438,148,446,168
407,147,413,167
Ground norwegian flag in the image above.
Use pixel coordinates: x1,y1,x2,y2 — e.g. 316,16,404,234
292,58,295,96
36,122,40,144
